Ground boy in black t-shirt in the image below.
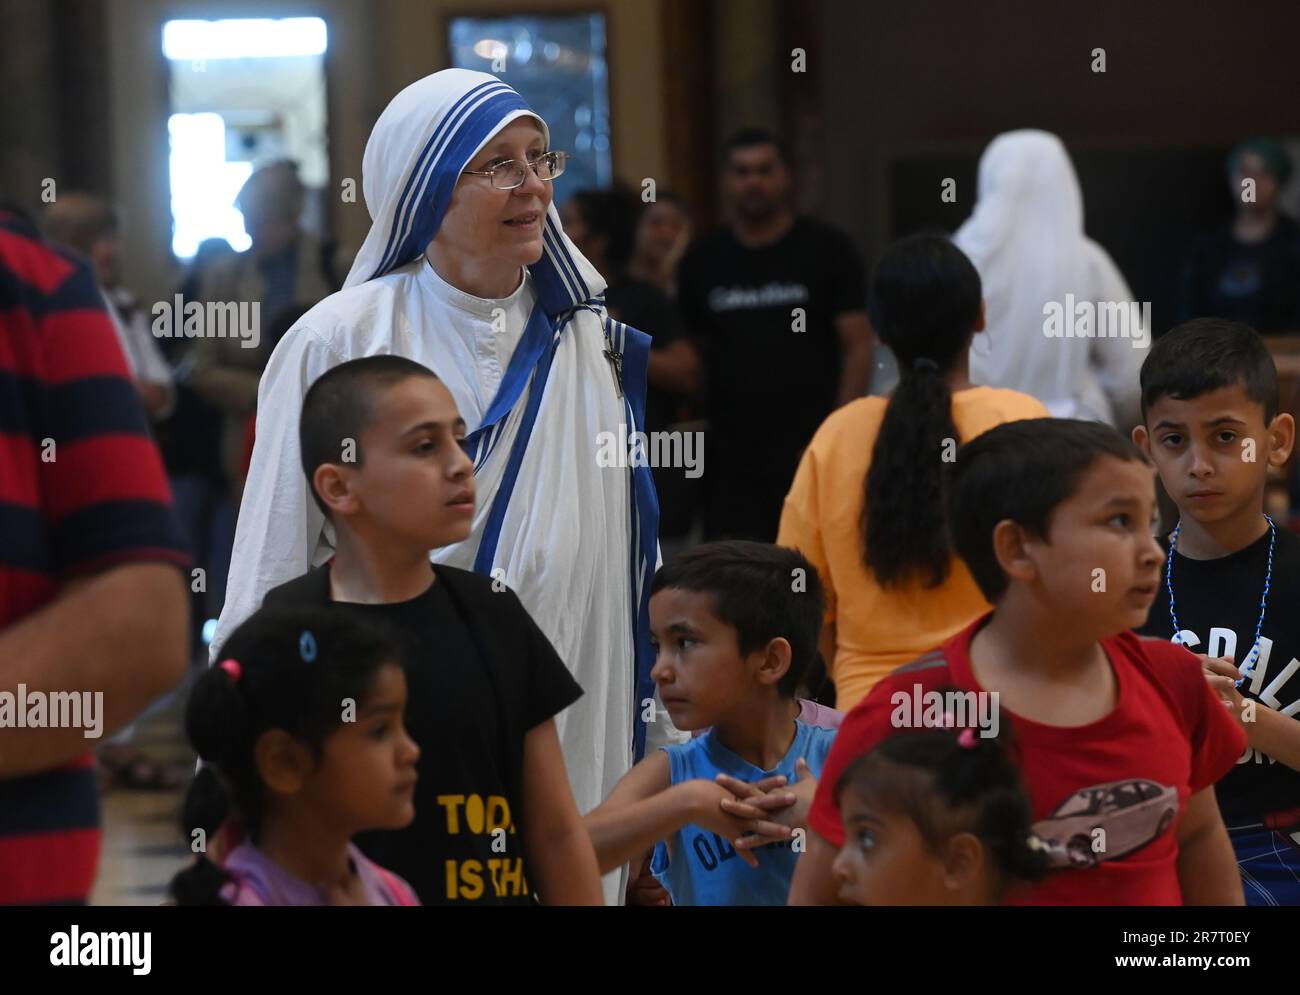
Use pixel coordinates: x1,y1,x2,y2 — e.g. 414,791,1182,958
1134,318,1300,904
260,355,602,905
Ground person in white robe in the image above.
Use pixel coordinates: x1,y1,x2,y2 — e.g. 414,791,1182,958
954,129,1149,427
210,69,683,903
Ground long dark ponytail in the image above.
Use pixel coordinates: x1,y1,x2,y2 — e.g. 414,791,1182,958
863,233,981,588
170,606,401,905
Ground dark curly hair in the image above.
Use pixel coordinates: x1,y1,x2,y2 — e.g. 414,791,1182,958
170,606,402,905
835,722,1048,893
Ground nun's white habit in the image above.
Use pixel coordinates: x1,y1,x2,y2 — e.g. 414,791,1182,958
212,70,679,901
955,130,1149,426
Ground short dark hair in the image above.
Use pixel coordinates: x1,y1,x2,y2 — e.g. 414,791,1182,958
946,419,1148,601
649,541,824,698
1140,317,1278,423
299,355,440,515
722,127,790,166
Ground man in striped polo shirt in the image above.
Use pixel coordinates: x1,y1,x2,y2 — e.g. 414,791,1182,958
0,207,190,904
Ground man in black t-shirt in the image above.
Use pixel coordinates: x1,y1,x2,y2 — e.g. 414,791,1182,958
677,129,873,541
263,355,602,905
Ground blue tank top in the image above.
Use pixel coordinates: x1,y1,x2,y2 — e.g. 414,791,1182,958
650,720,836,906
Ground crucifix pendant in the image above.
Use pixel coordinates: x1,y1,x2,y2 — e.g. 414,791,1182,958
603,346,624,398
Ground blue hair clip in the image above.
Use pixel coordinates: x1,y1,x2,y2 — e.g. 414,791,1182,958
299,630,318,663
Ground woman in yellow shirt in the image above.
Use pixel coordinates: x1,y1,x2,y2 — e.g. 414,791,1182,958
778,234,1049,711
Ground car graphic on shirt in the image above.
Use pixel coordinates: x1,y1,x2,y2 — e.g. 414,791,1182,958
1031,779,1178,869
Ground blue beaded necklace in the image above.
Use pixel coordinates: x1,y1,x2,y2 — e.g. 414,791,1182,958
1165,515,1275,689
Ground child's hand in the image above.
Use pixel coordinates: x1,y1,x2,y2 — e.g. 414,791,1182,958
625,852,671,907
1201,654,1248,713
719,758,819,850
714,770,797,820
687,779,792,867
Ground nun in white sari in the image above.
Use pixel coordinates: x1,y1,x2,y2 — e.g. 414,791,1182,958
212,69,681,901
954,129,1149,427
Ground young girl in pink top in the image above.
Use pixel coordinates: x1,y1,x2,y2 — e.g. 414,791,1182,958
170,606,420,906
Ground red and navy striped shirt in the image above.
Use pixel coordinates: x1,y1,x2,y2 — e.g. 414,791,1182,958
0,211,188,904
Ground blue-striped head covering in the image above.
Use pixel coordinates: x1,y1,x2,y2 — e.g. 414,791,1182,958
344,69,604,316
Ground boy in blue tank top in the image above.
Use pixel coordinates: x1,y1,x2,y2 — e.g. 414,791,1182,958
585,541,837,905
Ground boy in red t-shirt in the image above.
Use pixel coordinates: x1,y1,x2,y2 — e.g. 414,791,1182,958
790,418,1246,905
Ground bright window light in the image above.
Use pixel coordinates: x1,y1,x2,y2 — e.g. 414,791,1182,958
168,113,253,258
162,17,327,60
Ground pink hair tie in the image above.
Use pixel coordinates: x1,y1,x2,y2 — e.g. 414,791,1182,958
957,727,978,749
218,658,242,681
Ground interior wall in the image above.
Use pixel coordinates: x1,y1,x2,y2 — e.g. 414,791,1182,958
104,0,376,304
659,0,718,229
168,54,330,187
0,0,113,215
0,1,60,212
73,0,669,305
17,1,1300,307
813,0,1300,268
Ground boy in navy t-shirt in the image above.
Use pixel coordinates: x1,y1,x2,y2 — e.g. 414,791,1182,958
585,541,836,905
1133,318,1300,904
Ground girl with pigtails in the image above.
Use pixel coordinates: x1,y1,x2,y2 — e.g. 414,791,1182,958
171,607,420,906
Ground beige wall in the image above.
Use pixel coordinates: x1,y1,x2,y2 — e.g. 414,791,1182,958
103,0,668,305
713,0,780,145
0,1,60,212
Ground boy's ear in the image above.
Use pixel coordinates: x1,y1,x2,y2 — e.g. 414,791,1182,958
973,299,986,333
1266,412,1295,467
254,729,313,796
1131,423,1152,457
991,519,1038,586
313,462,361,517
754,636,793,689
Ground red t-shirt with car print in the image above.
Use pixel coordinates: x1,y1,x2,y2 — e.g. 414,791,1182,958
808,614,1247,905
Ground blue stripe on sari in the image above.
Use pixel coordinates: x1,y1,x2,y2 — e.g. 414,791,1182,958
540,223,585,308
612,317,661,760
385,90,531,279
543,217,589,302
374,80,505,278
472,311,561,574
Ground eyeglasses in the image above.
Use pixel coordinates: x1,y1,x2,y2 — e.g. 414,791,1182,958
461,151,569,190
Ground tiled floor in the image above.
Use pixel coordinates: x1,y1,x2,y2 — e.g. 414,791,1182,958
90,682,196,906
